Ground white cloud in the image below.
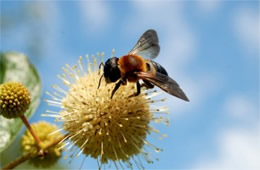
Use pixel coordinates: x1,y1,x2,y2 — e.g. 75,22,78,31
27,1,60,25
195,129,260,169
128,1,197,70
193,93,259,169
160,28,197,74
224,95,258,121
197,0,221,15
233,7,260,56
162,73,223,115
132,0,182,18
79,1,110,32
2,1,61,57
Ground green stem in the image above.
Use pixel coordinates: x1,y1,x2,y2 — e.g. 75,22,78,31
2,153,34,170
2,133,69,169
20,115,41,147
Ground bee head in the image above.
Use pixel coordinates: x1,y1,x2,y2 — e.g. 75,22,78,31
103,57,121,83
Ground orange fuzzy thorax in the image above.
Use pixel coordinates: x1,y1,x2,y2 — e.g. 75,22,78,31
118,55,146,82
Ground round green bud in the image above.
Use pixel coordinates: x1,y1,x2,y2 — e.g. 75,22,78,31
21,121,64,168
0,82,31,119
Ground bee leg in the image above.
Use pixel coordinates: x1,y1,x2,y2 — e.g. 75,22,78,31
97,73,104,89
129,81,141,98
141,80,154,89
98,62,104,75
111,80,122,99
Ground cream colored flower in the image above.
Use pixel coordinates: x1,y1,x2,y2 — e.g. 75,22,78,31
44,51,169,168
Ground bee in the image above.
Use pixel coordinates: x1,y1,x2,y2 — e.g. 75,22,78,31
98,29,189,101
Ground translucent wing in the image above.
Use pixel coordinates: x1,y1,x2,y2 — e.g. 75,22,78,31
129,29,160,59
137,71,189,101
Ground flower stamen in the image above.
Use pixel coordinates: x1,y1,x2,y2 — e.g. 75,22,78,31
44,51,170,168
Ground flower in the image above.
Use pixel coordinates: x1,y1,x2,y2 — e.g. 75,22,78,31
44,52,169,168
21,121,64,167
0,82,30,119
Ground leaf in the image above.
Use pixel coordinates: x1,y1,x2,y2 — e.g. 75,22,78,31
0,52,41,152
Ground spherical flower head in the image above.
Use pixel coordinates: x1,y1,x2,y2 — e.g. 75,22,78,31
45,52,169,168
0,82,31,119
21,121,64,168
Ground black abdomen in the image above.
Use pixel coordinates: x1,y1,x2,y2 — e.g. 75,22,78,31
151,61,168,76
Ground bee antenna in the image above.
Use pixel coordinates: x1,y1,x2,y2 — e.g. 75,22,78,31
97,73,104,89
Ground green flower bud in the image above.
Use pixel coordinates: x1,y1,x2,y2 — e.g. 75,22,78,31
0,82,31,119
21,121,64,168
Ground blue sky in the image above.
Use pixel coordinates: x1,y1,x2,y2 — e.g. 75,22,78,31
1,0,259,169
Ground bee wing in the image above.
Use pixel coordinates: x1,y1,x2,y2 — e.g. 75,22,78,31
137,71,189,101
129,29,160,59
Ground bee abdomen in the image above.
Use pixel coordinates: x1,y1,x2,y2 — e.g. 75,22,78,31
151,61,168,76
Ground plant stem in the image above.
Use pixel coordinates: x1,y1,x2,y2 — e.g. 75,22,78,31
2,153,33,170
2,133,69,169
20,115,41,146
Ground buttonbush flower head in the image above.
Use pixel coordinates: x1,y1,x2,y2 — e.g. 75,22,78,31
44,51,169,168
21,121,63,167
0,82,30,119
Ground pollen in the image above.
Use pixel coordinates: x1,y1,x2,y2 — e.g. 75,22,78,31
44,52,169,168
0,82,31,119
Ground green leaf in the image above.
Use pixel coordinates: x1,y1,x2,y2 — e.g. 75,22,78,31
0,52,41,152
